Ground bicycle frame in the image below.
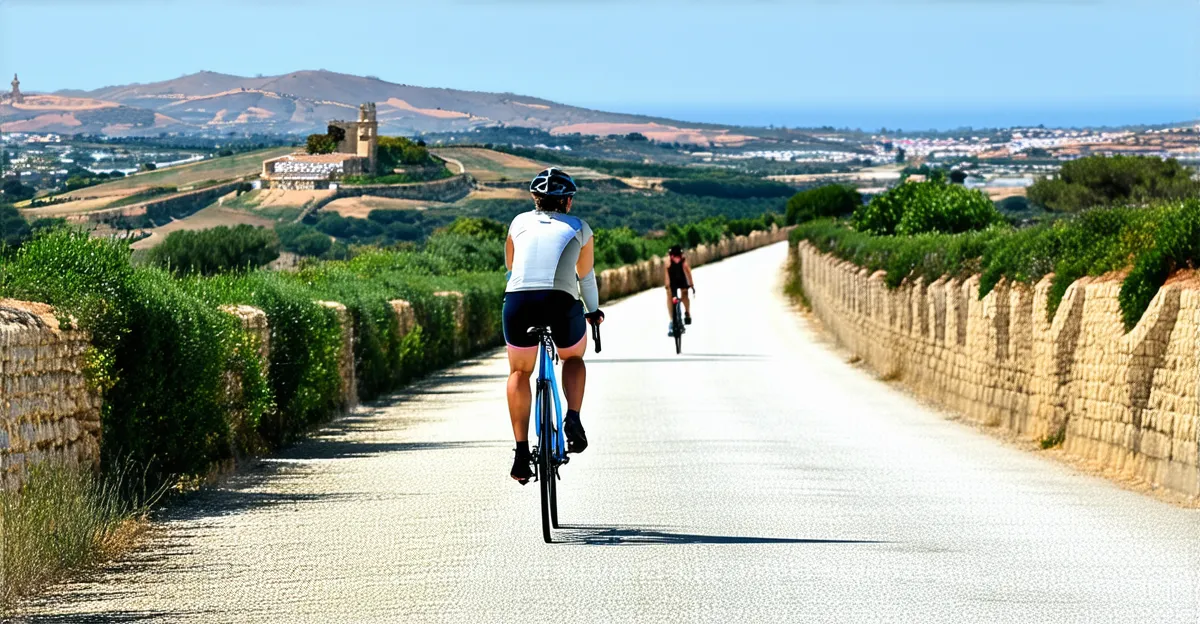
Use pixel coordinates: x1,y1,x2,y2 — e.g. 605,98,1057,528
533,331,566,465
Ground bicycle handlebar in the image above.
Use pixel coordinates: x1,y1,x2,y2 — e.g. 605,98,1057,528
590,320,602,353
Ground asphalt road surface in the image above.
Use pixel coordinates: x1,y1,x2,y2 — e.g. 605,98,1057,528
23,242,1200,623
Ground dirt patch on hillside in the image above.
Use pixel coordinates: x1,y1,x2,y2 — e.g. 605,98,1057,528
11,95,118,111
1,113,82,132
382,98,471,119
246,189,335,211
551,122,754,146
469,187,527,201
322,196,437,218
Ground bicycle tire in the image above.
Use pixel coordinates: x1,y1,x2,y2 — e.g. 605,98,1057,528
538,382,555,543
674,302,683,354
546,387,559,529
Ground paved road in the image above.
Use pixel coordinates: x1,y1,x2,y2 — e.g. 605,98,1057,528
23,243,1200,623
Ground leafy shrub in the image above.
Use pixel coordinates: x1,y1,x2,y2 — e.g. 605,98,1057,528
377,136,434,171
277,222,333,256
786,184,861,225
147,225,280,275
306,133,336,155
1027,155,1200,212
440,216,506,241
853,178,1002,235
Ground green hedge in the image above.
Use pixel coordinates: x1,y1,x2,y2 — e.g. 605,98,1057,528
791,199,1200,330
0,209,776,487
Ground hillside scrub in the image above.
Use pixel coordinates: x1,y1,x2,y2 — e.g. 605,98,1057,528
147,224,280,275
785,184,861,225
791,199,1200,330
1027,155,1200,213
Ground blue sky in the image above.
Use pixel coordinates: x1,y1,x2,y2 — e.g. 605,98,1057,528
1,0,1197,128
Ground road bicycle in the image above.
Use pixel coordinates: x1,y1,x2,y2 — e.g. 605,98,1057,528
530,321,601,543
670,296,685,354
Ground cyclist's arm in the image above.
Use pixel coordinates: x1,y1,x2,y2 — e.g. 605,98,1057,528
575,238,600,313
683,260,695,287
505,235,514,271
664,263,671,288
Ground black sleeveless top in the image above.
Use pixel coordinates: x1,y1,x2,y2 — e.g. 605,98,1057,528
668,258,688,287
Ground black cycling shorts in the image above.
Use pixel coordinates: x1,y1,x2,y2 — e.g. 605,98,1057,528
503,290,586,349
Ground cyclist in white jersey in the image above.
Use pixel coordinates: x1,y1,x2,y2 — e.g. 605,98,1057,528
503,168,604,484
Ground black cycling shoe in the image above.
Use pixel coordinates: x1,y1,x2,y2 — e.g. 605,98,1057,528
511,449,533,484
685,314,692,325
564,417,588,454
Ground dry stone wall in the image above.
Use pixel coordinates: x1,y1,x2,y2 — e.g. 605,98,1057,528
797,242,1200,500
0,300,102,491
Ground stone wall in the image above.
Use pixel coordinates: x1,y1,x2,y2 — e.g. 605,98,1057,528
330,173,474,204
0,300,102,491
70,181,243,225
599,226,793,302
796,241,1200,500
317,301,358,411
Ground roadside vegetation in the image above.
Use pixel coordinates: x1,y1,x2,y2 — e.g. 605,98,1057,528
0,206,781,603
788,155,1200,330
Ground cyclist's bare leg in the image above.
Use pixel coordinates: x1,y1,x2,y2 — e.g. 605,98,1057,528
558,335,588,411
665,287,676,319
505,346,537,442
680,289,691,316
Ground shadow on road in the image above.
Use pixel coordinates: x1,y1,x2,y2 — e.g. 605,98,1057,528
589,356,767,364
21,610,207,623
555,524,885,546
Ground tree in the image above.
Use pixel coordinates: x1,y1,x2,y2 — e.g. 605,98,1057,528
376,136,432,172
441,216,506,241
0,204,31,249
1027,155,1200,212
140,162,158,172
326,125,346,144
625,132,649,142
949,170,968,185
853,178,1002,235
1,178,35,202
147,225,280,275
306,133,337,155
895,147,906,164
785,184,862,225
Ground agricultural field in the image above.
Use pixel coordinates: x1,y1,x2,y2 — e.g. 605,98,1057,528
61,147,293,198
432,147,608,182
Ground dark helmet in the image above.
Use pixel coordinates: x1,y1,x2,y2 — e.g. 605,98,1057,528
529,167,577,197
668,244,683,256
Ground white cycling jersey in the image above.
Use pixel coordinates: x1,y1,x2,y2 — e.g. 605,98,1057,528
506,210,597,308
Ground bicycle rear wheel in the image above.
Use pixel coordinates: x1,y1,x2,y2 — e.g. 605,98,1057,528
538,382,555,543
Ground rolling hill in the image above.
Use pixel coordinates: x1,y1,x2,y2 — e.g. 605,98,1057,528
2,70,753,144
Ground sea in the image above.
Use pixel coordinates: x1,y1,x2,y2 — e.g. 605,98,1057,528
619,104,1200,132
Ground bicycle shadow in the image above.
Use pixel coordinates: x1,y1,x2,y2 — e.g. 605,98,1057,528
554,524,885,546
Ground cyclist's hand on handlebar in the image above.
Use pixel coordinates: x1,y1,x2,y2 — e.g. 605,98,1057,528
690,285,696,294
585,310,605,325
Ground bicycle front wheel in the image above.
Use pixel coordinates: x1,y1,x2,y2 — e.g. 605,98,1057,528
674,303,683,354
538,384,555,543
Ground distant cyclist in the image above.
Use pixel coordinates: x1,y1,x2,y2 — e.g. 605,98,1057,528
665,244,694,334
503,168,604,484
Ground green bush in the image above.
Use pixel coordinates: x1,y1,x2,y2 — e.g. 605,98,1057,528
147,225,280,275
786,184,861,225
853,178,1002,235
1027,155,1200,212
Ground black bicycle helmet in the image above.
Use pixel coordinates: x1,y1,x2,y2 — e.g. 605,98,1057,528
668,244,683,256
529,167,577,196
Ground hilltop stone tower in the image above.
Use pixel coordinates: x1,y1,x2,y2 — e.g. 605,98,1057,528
357,102,378,173
10,74,23,104
329,103,379,174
